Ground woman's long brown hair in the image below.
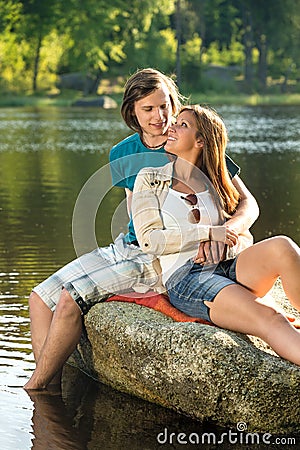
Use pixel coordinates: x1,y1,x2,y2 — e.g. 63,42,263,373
180,105,240,216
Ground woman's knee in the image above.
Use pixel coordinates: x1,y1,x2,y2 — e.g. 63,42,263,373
258,308,291,342
267,235,299,262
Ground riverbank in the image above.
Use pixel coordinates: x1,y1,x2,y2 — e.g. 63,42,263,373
1,92,300,108
190,92,300,106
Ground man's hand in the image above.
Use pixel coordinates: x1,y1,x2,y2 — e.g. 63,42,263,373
194,240,226,264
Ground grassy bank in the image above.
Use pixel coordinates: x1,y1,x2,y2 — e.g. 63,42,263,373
1,92,300,107
0,93,77,108
188,92,300,106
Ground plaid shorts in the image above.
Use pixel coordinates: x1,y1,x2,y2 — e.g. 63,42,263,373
33,234,160,315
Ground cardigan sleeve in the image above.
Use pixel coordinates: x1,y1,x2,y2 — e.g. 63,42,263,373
131,168,210,256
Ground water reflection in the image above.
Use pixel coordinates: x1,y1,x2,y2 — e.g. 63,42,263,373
25,365,252,450
0,106,299,448
231,151,300,241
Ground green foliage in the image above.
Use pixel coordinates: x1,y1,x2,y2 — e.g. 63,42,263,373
203,39,244,66
0,0,299,95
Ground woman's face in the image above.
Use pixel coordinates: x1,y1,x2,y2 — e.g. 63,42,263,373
133,83,172,138
165,110,200,157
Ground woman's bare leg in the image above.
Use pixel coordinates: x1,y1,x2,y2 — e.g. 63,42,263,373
208,284,300,365
235,235,300,305
207,236,300,365
24,289,82,390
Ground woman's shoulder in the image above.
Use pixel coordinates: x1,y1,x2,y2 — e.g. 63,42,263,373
138,161,174,180
134,162,173,196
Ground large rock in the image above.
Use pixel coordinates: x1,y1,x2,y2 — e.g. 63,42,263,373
69,282,300,434
57,72,97,93
72,96,117,109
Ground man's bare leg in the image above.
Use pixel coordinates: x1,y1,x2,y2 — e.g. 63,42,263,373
27,292,63,385
28,292,54,360
24,289,82,390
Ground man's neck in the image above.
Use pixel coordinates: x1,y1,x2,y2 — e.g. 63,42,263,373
141,134,167,149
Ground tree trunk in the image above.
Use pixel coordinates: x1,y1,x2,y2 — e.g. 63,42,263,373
90,70,102,95
33,32,42,93
258,34,268,92
175,0,182,87
281,65,292,93
241,4,254,92
198,0,206,65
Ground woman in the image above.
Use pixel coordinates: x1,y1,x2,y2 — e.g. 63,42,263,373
25,71,258,390
132,105,300,365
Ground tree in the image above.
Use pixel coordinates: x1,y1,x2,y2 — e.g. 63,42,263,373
0,0,299,95
236,0,300,92
17,0,64,92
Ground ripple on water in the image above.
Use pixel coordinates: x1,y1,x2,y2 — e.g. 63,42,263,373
0,388,34,449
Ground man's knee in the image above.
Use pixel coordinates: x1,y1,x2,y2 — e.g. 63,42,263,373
29,291,51,314
55,288,81,319
28,291,40,307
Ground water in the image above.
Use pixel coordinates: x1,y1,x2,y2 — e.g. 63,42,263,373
0,106,299,449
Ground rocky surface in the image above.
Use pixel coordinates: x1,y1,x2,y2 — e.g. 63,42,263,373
69,281,300,433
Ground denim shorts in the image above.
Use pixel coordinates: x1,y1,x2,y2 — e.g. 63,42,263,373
33,234,160,315
165,258,238,323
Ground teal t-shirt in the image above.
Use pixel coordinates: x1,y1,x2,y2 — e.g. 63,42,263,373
109,133,240,243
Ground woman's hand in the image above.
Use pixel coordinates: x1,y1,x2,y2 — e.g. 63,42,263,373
210,225,239,247
193,240,226,264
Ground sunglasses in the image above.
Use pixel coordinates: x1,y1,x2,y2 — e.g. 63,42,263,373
180,193,201,223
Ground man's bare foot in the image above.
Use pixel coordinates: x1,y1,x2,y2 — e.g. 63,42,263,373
24,378,61,391
25,386,62,400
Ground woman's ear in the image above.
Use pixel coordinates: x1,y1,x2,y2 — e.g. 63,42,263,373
196,139,204,149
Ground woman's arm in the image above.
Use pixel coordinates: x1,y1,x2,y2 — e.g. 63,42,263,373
132,169,237,257
132,171,210,256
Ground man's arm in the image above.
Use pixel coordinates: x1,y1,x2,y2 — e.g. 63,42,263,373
125,188,133,216
226,175,259,233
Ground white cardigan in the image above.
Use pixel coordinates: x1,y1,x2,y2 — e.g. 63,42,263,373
132,161,253,262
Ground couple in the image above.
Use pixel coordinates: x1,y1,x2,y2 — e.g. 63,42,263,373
25,68,300,391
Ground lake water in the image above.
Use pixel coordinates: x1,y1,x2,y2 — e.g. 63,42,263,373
0,105,299,449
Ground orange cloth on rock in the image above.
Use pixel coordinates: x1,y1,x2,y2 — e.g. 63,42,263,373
106,291,213,326
106,292,300,328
